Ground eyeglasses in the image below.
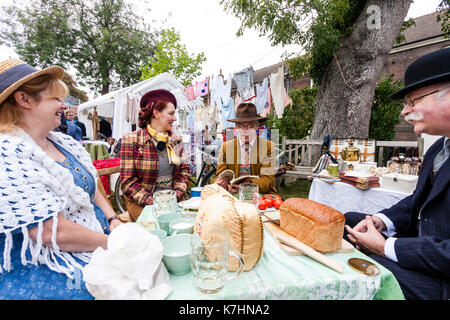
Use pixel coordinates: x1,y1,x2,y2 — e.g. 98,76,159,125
404,90,440,107
237,123,257,130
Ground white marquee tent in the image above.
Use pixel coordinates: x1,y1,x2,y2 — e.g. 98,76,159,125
77,72,203,140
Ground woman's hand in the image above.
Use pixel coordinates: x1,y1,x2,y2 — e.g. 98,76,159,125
108,218,122,232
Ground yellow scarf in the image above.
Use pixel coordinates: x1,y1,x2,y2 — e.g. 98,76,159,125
147,125,181,165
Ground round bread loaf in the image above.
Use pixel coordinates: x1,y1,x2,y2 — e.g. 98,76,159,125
279,198,345,252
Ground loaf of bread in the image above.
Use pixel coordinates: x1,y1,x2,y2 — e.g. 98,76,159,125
279,198,345,252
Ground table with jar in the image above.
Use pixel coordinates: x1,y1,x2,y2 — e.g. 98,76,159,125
136,187,404,300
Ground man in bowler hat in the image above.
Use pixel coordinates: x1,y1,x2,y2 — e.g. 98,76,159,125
344,48,450,300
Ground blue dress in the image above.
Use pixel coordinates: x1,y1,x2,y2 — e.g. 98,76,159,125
0,142,109,300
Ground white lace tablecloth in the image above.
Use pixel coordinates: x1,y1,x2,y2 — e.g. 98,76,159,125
308,178,411,214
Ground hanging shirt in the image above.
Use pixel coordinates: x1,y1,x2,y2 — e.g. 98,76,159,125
195,77,209,97
233,66,254,100
210,74,232,107
126,93,139,125
220,97,236,129
269,66,285,118
255,77,269,114
262,87,272,117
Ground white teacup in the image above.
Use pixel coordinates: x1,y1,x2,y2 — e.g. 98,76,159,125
169,218,194,235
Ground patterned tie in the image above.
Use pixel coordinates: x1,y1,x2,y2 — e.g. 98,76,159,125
433,139,450,174
244,142,250,165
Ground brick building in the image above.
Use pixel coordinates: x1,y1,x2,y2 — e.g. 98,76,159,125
241,11,450,141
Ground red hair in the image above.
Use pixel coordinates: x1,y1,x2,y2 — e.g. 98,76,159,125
138,100,177,135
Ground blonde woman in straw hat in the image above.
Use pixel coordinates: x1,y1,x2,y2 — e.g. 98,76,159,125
0,59,121,299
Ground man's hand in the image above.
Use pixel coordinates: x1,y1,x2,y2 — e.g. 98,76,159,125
216,177,230,190
345,216,386,256
353,215,386,233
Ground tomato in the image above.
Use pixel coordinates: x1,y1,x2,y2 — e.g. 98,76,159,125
273,199,283,210
274,195,282,202
258,201,268,210
263,194,272,199
265,198,274,207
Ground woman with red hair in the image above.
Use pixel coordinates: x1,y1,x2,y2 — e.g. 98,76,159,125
119,89,190,221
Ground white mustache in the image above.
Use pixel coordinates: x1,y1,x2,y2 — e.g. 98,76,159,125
404,112,423,123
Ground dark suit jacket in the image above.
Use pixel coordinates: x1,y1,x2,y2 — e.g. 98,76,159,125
380,137,450,280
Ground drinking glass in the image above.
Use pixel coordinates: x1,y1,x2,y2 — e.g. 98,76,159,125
153,190,177,218
190,226,244,294
238,183,261,207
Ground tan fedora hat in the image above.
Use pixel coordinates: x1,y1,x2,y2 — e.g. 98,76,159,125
0,58,65,105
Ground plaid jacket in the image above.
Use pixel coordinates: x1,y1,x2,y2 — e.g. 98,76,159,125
119,128,190,206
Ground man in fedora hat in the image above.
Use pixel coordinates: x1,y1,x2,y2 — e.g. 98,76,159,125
214,102,278,195
344,47,450,300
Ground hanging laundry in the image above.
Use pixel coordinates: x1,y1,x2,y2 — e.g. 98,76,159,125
184,85,196,101
269,66,285,118
255,77,269,114
221,97,236,129
210,74,232,107
284,87,293,108
233,66,254,100
234,93,242,111
262,87,272,117
187,109,195,129
195,77,209,97
126,92,140,125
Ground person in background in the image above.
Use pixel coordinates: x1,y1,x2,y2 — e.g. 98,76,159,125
99,116,112,139
74,115,87,138
120,89,190,221
344,48,450,300
65,110,83,142
0,58,122,299
214,103,278,195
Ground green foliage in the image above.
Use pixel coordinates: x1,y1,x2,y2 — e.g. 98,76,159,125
266,75,403,142
220,0,366,85
0,0,157,94
140,28,206,86
437,0,450,38
395,18,416,44
369,74,404,141
265,87,317,139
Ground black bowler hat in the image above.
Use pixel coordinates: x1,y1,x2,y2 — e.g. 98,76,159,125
390,47,450,100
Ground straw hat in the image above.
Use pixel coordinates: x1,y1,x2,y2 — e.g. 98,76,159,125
0,58,65,105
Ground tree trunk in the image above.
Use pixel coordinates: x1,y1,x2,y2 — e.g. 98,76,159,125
310,0,412,142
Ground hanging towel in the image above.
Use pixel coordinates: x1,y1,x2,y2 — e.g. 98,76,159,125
262,87,272,117
269,66,285,118
220,97,236,129
210,74,232,107
184,85,196,101
233,66,254,100
126,93,140,125
255,77,269,114
284,87,293,108
195,77,209,97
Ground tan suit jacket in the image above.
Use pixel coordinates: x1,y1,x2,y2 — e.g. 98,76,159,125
214,137,278,194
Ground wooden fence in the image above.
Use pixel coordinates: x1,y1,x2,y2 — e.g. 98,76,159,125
280,136,424,179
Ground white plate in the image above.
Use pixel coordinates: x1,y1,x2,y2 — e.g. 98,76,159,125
180,197,201,209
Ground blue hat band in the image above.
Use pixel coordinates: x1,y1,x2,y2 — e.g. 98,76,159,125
0,63,38,95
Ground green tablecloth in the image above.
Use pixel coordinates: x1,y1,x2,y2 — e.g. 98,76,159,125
138,205,404,300
85,143,110,161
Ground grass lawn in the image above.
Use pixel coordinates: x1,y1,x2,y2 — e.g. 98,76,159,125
278,178,312,200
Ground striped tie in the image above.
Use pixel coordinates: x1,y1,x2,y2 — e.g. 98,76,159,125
433,139,450,174
244,142,250,165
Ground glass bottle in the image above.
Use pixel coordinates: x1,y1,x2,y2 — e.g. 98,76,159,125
387,148,400,173
402,148,413,175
